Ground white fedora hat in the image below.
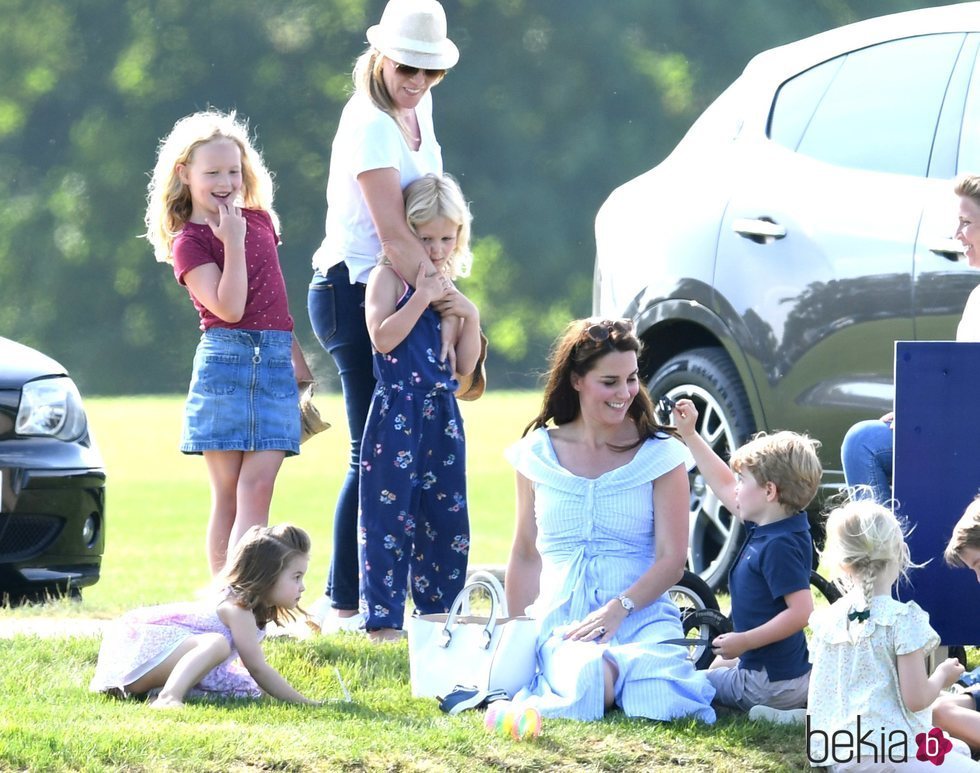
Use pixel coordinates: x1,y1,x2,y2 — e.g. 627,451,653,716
366,0,459,70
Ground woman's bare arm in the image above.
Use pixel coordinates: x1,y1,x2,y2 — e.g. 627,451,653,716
358,167,459,365
505,473,541,616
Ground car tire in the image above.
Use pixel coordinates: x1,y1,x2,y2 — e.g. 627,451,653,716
649,346,757,591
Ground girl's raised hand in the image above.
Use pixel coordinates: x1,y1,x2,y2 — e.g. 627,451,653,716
207,202,246,248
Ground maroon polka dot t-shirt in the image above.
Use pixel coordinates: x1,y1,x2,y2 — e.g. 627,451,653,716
172,208,294,332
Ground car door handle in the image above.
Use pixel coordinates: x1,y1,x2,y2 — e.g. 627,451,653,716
732,218,786,243
928,238,965,261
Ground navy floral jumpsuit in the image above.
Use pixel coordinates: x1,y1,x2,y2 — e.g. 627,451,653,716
358,281,470,630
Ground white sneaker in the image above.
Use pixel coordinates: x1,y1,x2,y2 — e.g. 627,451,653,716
325,612,366,634
748,705,806,725
306,597,366,635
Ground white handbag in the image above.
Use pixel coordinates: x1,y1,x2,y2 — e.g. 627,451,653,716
407,571,538,699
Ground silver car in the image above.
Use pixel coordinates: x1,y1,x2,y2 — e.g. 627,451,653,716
593,2,980,589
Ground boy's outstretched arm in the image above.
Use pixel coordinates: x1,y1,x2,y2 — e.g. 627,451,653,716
672,398,739,513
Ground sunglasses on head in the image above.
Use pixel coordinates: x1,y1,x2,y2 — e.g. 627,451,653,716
393,62,446,79
584,318,634,343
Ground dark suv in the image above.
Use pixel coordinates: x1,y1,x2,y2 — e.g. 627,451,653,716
0,337,105,602
593,3,980,589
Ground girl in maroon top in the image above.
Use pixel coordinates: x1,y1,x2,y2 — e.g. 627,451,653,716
144,109,312,574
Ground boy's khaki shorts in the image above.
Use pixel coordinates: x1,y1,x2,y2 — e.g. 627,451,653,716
705,663,809,712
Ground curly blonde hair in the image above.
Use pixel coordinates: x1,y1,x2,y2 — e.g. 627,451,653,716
143,109,278,263
822,500,922,614
220,523,310,628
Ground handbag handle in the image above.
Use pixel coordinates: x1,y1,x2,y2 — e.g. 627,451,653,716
441,580,500,650
459,569,509,618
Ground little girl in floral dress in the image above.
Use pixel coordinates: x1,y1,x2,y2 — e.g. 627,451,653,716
759,500,977,770
90,524,318,707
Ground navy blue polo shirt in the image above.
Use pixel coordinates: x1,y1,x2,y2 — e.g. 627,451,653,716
728,511,812,681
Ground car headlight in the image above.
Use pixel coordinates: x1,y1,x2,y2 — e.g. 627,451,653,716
16,377,88,441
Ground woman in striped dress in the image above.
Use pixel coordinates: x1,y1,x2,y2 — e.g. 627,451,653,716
503,318,716,722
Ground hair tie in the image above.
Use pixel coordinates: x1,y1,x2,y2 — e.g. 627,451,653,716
847,607,870,623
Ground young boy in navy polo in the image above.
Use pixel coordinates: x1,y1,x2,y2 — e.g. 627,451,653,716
673,399,822,715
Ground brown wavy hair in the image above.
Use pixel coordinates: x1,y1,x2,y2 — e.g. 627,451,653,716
945,495,980,567
220,523,311,628
523,318,675,451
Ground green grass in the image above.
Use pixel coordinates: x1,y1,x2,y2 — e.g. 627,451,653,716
0,392,807,771
59,391,539,613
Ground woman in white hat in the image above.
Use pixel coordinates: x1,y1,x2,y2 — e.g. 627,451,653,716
306,0,461,634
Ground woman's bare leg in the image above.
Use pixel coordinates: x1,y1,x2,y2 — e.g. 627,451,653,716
603,657,619,711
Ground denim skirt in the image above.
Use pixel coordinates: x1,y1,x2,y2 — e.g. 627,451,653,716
181,328,300,456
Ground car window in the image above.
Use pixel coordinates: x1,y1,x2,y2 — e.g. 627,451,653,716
768,57,842,151
770,34,963,177
957,39,980,174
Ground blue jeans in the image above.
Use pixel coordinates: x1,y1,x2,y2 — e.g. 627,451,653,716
308,264,375,611
840,419,893,505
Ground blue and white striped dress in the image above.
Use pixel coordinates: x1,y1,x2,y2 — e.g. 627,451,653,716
505,428,716,722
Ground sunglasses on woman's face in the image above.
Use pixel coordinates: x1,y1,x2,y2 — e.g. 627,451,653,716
585,318,634,343
393,62,446,79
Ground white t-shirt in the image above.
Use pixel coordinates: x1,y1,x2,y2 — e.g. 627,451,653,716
956,284,980,341
312,90,443,284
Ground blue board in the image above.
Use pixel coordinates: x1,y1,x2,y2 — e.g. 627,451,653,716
893,341,980,644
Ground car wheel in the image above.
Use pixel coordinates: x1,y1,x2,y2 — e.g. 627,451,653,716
649,346,757,591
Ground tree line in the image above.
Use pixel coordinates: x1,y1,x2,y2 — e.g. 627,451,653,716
0,0,942,394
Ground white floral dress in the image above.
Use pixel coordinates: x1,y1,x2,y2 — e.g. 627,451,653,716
807,593,977,769
89,594,264,699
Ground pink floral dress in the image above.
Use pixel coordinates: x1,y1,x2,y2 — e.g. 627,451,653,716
89,594,264,699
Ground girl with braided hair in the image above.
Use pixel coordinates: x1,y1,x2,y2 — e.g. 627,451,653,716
798,500,977,769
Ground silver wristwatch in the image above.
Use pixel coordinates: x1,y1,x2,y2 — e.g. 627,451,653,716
617,594,635,615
